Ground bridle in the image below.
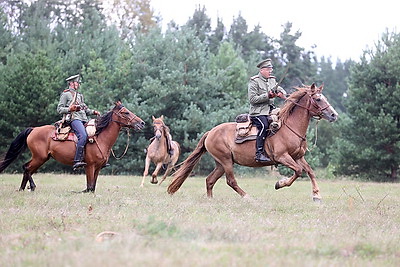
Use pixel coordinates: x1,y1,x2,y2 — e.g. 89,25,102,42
111,107,140,129
153,121,165,139
282,91,332,146
287,91,332,120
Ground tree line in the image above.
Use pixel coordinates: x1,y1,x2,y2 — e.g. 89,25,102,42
0,0,398,181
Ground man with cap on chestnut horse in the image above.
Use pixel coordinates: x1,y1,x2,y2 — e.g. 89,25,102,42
248,58,287,162
57,74,100,170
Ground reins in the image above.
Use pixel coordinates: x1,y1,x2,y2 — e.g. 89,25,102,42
283,92,327,149
111,128,130,160
95,108,135,161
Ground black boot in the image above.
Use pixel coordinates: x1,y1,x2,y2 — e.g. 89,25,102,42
73,146,86,170
255,136,271,163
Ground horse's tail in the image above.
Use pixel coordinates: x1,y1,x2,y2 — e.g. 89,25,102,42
167,131,209,195
0,127,33,173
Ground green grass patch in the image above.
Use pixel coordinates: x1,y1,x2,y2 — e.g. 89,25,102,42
0,173,399,266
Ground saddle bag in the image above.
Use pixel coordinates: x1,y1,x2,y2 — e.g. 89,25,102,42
55,121,71,141
86,119,96,143
235,114,252,137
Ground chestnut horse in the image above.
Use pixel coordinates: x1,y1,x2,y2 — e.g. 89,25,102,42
0,101,145,192
141,115,180,187
167,84,338,201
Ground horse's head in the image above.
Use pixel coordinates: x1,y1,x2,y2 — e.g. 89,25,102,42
152,115,165,140
112,101,145,131
305,83,338,122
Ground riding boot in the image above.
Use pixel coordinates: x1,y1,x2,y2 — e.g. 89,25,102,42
73,146,87,170
255,136,271,163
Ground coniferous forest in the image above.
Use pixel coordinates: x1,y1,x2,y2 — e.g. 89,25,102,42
0,0,399,181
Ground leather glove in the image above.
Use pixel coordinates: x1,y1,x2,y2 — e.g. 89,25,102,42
69,105,81,112
268,91,277,98
93,110,100,116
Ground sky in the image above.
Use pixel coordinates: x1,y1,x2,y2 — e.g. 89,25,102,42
150,0,399,62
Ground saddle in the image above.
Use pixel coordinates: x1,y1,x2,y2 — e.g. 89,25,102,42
234,109,281,144
52,119,97,143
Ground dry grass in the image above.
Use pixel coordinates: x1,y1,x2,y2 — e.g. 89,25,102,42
0,173,399,266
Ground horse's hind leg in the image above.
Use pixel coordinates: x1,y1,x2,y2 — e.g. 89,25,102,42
224,164,247,198
205,161,225,198
158,164,172,185
19,168,31,191
19,161,40,191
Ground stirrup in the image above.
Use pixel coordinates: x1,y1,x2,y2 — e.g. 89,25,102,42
73,161,87,170
255,153,271,163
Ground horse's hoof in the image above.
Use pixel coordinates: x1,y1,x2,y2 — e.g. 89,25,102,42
81,189,95,193
313,197,322,203
150,180,158,184
275,181,280,190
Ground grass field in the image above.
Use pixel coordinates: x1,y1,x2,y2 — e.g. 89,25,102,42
0,172,399,266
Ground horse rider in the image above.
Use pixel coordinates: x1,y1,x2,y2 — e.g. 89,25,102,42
57,74,100,170
248,58,287,162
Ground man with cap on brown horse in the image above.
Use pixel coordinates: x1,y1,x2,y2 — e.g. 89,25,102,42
57,74,100,170
248,58,287,162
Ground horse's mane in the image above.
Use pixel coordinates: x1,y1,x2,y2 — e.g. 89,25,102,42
95,104,123,135
95,111,113,135
279,87,308,122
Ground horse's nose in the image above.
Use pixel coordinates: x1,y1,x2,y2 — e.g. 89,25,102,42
141,121,145,127
329,113,338,122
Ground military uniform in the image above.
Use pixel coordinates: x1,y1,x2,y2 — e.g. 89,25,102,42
57,88,97,121
58,74,99,170
248,59,286,163
248,73,286,116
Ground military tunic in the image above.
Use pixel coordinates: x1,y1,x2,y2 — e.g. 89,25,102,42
57,88,96,122
248,73,286,116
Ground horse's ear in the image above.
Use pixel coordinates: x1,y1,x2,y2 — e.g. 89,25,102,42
310,83,316,93
318,83,324,91
152,115,155,121
161,115,164,120
115,100,122,106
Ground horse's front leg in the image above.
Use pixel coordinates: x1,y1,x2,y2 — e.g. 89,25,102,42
274,154,303,190
82,165,97,193
151,163,163,184
140,156,151,187
297,157,321,201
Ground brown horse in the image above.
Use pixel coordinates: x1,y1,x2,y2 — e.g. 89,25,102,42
0,101,145,192
141,115,180,187
167,84,338,201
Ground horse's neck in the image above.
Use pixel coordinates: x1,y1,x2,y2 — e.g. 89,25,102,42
96,123,121,151
285,98,311,136
152,133,167,150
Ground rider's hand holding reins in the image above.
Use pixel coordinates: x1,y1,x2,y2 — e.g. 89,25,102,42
69,104,81,112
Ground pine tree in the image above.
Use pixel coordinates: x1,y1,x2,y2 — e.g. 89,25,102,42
331,31,400,181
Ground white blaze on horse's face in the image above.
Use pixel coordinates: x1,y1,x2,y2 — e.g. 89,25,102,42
153,122,163,139
315,93,338,122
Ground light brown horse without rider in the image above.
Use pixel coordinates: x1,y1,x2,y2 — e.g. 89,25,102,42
141,115,180,187
0,101,145,193
167,84,338,201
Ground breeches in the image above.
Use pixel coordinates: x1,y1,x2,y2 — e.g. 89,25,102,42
251,115,269,139
71,120,87,147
